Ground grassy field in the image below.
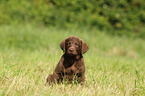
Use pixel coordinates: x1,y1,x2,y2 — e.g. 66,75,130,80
0,24,145,96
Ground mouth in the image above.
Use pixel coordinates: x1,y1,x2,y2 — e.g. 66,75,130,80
67,51,77,56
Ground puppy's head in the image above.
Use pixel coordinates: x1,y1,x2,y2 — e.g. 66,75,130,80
60,36,89,56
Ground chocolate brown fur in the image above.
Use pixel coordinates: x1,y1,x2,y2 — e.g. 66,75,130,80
46,36,89,84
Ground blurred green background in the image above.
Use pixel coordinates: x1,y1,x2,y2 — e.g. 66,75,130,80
0,0,145,37
0,1,145,95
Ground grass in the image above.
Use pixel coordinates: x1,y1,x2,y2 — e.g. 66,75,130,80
0,24,145,95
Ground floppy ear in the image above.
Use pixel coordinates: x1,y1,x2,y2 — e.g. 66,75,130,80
81,39,89,54
60,38,66,52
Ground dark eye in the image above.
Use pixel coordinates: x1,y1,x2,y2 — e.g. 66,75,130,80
68,42,71,45
75,43,79,46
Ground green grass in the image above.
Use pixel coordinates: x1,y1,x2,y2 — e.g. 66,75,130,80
0,24,145,96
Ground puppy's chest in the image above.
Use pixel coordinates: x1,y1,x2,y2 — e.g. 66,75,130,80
63,62,80,74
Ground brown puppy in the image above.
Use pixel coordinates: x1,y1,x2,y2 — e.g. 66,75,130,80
46,36,89,84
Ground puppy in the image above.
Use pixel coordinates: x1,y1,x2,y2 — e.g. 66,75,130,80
46,36,89,84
